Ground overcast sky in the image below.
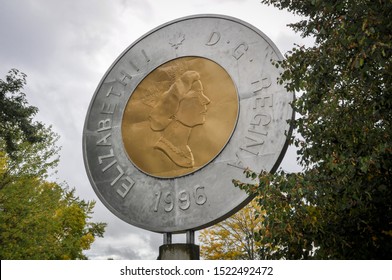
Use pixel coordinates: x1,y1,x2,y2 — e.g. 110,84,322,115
0,0,311,260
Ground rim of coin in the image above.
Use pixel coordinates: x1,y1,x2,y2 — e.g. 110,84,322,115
83,14,294,233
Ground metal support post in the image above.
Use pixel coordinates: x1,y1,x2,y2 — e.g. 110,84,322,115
163,232,172,245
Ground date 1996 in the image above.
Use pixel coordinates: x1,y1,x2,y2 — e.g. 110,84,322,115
213,266,273,276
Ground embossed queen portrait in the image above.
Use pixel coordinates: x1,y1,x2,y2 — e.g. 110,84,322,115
149,70,210,168
122,57,238,178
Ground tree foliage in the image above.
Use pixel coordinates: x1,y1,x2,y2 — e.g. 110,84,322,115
0,167,105,259
0,70,106,259
235,0,392,259
0,69,44,158
0,125,60,192
199,200,266,260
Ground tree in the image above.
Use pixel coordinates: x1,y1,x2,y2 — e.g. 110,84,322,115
0,70,106,259
0,166,105,259
0,69,44,158
199,199,266,260
0,125,60,192
234,0,392,259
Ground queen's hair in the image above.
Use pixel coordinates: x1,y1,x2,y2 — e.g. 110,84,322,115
149,70,201,131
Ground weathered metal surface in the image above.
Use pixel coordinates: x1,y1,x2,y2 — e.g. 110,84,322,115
83,14,294,233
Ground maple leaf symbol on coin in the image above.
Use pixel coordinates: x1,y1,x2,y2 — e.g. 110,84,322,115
169,33,185,49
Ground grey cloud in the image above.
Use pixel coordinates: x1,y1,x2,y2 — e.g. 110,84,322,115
86,216,162,260
95,245,141,260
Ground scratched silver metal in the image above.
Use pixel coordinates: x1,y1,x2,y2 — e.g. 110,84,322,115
83,14,294,233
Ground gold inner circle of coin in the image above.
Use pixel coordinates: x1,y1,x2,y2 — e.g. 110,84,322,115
121,56,239,178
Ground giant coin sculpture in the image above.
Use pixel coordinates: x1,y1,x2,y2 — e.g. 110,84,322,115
83,14,294,233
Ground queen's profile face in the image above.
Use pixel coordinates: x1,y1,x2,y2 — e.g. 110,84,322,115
148,71,209,132
176,80,210,127
121,57,238,178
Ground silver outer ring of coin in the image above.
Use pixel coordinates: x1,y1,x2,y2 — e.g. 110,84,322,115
83,14,294,233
